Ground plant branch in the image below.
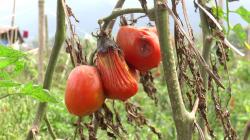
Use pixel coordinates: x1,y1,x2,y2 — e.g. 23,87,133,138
154,1,194,139
44,114,57,139
194,121,206,140
104,0,125,33
191,98,199,116
194,0,223,31
0,94,14,100
99,8,146,29
243,121,250,140
26,0,65,139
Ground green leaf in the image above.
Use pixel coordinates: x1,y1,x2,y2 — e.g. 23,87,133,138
0,45,26,72
0,70,10,79
21,83,58,103
0,45,25,58
212,6,224,19
0,80,21,87
12,60,25,75
232,23,247,44
0,58,18,69
235,6,250,23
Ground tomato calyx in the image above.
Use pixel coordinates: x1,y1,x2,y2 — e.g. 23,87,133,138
97,35,121,53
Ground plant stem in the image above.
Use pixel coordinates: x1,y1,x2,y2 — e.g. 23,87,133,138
44,114,57,139
104,0,125,32
153,1,194,139
243,121,250,140
99,8,145,29
26,0,65,139
0,94,14,100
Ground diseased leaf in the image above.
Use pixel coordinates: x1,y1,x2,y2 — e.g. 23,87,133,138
21,83,57,103
235,6,250,23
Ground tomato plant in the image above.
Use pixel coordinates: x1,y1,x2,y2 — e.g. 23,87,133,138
116,26,161,72
65,65,105,116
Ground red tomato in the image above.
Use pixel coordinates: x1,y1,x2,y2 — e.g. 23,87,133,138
116,26,161,72
139,27,158,36
65,65,105,116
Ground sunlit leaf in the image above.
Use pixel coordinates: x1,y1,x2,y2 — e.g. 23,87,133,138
0,45,26,74
0,80,21,87
0,58,18,69
0,71,11,79
235,6,250,23
0,45,25,58
13,60,25,75
21,83,57,103
232,23,247,45
244,42,250,50
212,6,224,19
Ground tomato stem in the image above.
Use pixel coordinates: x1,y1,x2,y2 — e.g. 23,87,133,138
26,0,66,139
154,0,195,140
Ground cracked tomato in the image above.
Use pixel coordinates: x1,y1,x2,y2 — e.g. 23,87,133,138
116,26,161,72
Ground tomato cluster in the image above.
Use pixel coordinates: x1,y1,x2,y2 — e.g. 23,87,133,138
65,26,160,116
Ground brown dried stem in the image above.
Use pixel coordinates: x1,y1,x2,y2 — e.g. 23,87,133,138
164,4,224,89
198,0,213,138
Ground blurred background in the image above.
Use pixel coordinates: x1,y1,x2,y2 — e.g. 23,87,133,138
0,0,249,41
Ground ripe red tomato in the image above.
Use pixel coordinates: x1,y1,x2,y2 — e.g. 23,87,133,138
65,65,105,116
139,27,158,36
116,26,161,72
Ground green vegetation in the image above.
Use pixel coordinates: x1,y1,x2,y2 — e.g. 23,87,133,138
0,37,250,139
